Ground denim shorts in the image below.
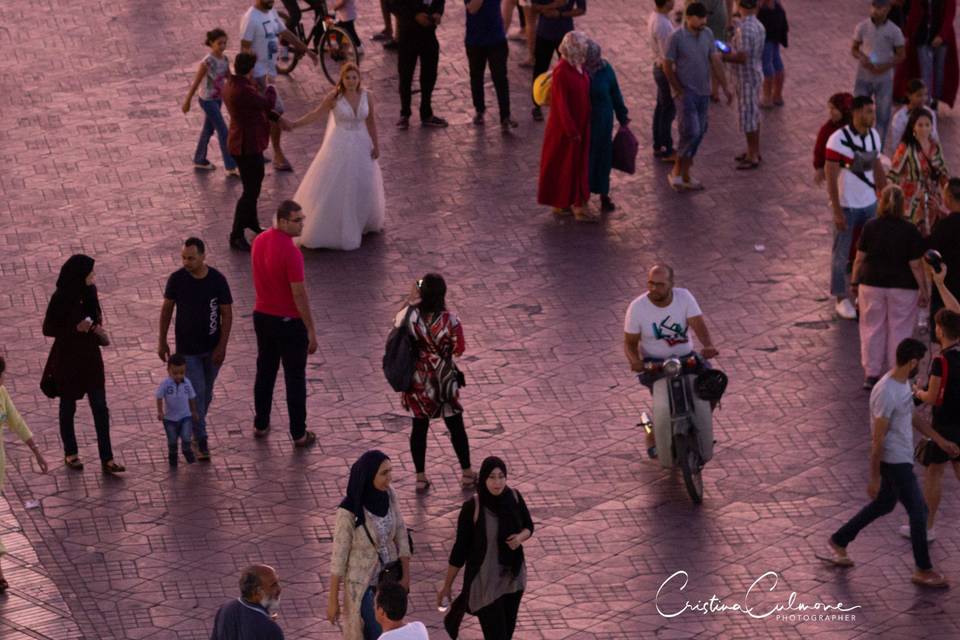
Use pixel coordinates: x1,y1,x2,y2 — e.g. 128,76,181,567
762,41,784,77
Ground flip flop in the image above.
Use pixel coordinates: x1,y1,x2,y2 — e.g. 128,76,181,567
64,456,84,471
460,471,478,490
415,479,432,495
273,162,294,172
736,160,760,171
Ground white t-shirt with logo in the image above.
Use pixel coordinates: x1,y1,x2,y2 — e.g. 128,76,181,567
825,125,881,209
240,6,285,78
378,621,430,640
624,288,703,359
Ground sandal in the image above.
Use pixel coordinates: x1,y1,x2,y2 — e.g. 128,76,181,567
460,471,478,490
574,210,601,223
101,460,126,475
64,456,84,471
294,431,317,448
415,478,432,495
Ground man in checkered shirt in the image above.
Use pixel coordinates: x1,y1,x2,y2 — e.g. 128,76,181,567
722,0,765,169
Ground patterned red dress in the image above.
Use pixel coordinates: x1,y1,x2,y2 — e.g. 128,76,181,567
396,307,466,419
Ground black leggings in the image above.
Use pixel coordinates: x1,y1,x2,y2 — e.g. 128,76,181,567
59,388,113,462
410,413,471,473
477,591,523,640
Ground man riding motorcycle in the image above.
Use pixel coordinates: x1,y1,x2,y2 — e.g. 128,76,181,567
623,265,719,462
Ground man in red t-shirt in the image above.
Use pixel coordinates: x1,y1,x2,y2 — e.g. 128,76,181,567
250,200,318,446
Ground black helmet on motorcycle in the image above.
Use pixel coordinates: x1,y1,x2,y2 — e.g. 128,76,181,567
694,369,728,402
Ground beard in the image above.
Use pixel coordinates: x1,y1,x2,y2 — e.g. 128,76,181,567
261,596,280,615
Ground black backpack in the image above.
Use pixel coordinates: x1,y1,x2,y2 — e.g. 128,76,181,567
383,306,418,392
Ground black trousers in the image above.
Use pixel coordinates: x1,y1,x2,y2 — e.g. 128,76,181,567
477,591,524,640
232,153,265,241
337,19,362,48
466,41,511,120
281,0,301,31
410,413,471,473
398,32,440,120
253,312,308,440
532,36,561,106
59,388,113,462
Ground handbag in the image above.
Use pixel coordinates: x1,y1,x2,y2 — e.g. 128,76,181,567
361,521,414,585
611,124,639,175
40,347,59,399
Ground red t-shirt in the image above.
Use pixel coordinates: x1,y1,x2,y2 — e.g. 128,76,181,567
251,228,304,318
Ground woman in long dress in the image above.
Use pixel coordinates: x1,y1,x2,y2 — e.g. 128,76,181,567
291,62,385,250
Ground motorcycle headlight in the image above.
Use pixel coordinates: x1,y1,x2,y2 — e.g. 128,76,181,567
663,358,682,377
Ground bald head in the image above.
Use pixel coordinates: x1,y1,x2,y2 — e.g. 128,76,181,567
239,564,280,603
647,265,675,305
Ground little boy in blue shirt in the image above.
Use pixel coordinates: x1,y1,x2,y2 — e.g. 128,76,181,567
156,354,199,467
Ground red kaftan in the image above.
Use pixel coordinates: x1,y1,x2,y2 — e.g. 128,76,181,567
537,59,592,209
396,307,466,419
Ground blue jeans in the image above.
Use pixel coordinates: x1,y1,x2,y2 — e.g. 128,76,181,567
831,203,876,297
184,353,220,442
163,417,193,451
854,76,893,150
360,586,382,640
676,92,710,158
193,98,237,169
652,64,676,153
917,44,947,102
832,462,931,570
762,41,783,77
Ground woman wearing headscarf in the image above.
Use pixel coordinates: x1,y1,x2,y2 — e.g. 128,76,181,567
328,450,411,640
537,30,595,222
439,456,534,640
397,274,476,494
584,39,629,213
41,255,125,474
813,92,853,186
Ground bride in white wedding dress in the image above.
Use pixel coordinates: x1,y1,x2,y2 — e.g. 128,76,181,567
291,63,385,250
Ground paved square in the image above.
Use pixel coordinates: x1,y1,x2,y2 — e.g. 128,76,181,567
2,0,960,638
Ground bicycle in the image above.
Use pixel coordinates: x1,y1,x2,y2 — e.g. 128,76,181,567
277,0,359,84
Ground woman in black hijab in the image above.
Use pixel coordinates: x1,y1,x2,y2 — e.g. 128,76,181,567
328,450,411,640
41,255,124,474
439,456,534,640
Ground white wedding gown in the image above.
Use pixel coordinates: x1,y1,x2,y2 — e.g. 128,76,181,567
294,90,385,250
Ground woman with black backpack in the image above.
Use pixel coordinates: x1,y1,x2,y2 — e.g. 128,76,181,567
438,456,534,639
394,274,476,494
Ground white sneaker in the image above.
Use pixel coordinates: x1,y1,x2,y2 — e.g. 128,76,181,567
682,176,704,191
667,173,685,191
835,298,857,320
899,524,936,542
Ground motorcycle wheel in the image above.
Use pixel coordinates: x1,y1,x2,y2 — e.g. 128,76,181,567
675,432,704,504
277,50,303,75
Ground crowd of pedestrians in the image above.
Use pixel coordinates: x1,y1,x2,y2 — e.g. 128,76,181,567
8,0,960,637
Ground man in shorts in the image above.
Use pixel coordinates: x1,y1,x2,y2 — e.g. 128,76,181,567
663,2,732,191
721,0,764,169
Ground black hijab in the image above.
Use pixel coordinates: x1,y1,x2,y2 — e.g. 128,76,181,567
477,456,524,576
339,450,391,527
53,254,101,323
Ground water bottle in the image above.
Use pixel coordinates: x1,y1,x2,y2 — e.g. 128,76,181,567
918,313,929,335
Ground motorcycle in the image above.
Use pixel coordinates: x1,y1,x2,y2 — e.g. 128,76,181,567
637,354,725,504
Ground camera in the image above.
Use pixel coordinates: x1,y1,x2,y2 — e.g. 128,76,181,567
925,249,944,274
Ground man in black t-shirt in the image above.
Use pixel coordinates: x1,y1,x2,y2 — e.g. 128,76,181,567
904,308,960,543
158,238,233,460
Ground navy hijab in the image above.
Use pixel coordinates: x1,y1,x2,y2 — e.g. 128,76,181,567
339,450,390,527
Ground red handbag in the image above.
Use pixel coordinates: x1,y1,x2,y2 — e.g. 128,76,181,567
611,124,639,175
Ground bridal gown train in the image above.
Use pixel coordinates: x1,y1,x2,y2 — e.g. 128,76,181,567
294,90,385,250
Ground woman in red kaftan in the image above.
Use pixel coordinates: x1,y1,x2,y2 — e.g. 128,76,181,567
537,30,597,222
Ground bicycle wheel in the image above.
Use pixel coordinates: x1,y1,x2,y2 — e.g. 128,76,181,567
674,432,704,504
276,50,303,75
320,26,359,85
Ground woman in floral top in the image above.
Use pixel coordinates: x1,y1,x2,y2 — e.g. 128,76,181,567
888,108,950,235
395,274,476,494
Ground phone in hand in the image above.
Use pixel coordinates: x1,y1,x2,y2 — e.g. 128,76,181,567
715,40,731,54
